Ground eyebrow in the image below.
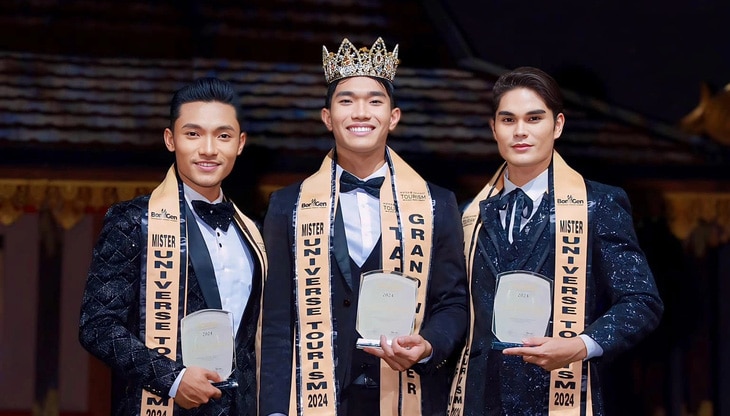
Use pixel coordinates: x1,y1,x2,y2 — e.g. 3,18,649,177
497,109,548,116
334,90,387,98
180,123,236,131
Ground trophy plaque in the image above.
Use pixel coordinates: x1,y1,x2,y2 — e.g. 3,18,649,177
181,309,238,389
491,271,552,350
356,270,418,349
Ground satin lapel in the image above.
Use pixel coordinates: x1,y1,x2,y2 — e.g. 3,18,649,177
184,202,222,309
515,198,551,265
333,203,353,291
479,195,507,264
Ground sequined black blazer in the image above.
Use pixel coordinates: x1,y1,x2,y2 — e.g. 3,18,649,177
461,179,664,416
79,195,263,416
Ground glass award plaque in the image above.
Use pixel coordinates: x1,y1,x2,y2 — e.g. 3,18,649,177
491,271,552,350
356,270,418,349
181,309,238,389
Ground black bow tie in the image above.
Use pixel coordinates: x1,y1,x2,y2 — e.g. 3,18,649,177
191,200,234,231
339,171,385,198
500,188,533,239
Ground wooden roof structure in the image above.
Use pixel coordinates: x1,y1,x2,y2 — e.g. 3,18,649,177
1,0,727,207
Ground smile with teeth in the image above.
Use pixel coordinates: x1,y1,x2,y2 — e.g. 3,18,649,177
349,126,373,133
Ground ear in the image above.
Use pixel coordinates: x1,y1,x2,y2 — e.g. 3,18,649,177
237,132,246,156
553,113,565,140
388,107,401,131
321,108,333,131
489,118,496,141
163,128,175,152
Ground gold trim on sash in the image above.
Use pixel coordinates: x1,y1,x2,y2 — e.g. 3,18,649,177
141,165,185,414
448,152,592,415
293,147,432,416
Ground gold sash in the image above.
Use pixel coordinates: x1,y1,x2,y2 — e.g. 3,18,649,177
142,166,186,414
293,147,432,416
549,152,590,415
448,152,591,415
142,165,268,414
447,162,505,416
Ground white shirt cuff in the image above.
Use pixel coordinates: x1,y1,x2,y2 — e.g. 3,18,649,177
168,368,186,398
579,334,604,360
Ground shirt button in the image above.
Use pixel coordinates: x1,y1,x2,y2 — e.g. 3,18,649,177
343,299,351,307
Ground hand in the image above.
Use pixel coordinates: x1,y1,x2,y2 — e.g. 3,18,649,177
363,334,432,372
501,336,587,372
173,366,223,409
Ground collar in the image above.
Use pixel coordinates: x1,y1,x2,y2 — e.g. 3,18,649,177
336,163,388,183
183,183,224,204
504,168,549,201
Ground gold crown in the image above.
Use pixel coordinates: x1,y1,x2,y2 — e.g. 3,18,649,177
322,37,399,84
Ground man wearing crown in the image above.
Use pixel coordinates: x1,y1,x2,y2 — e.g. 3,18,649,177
258,37,468,416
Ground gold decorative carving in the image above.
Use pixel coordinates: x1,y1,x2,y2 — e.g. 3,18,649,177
0,179,157,229
679,82,730,145
664,191,730,256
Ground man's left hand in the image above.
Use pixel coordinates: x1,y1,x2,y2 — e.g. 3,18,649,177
501,336,587,371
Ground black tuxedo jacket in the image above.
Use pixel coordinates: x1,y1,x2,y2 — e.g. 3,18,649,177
259,181,468,416
79,195,263,416
461,180,664,415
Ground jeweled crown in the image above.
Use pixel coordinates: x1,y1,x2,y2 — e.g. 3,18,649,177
322,37,399,84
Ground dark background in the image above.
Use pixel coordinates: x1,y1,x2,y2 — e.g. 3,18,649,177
445,0,730,125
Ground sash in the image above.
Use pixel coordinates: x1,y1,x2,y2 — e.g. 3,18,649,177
141,166,187,414
448,151,591,415
238,199,270,416
447,162,505,416
292,147,432,416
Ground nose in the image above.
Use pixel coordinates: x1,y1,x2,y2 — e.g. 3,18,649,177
353,101,370,120
514,120,528,138
200,135,217,155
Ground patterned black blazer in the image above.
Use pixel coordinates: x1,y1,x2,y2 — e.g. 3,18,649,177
79,195,262,416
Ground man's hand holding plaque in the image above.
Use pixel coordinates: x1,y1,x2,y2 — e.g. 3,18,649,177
181,309,239,390
356,269,418,350
491,271,552,351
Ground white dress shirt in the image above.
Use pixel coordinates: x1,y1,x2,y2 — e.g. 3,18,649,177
170,184,255,397
338,164,388,267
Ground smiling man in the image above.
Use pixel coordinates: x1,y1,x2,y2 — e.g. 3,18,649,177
258,37,468,416
79,77,267,416
448,66,663,415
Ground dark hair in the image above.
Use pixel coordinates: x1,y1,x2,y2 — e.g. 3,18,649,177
168,77,242,129
491,66,563,120
324,76,396,109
